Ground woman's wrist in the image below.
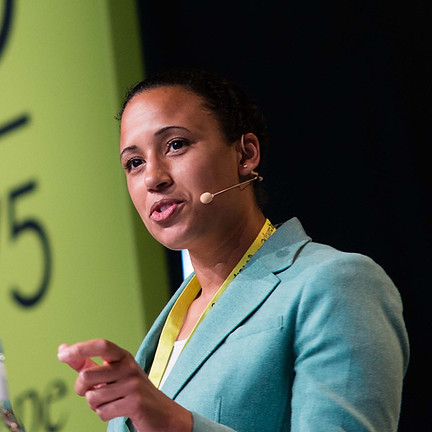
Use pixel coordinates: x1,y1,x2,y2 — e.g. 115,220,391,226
167,404,193,432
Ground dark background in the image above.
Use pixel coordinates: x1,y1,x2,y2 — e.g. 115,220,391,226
135,1,431,429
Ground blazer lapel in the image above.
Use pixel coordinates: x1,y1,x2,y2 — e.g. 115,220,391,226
161,259,280,399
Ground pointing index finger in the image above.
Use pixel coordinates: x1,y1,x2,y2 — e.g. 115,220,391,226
57,339,126,372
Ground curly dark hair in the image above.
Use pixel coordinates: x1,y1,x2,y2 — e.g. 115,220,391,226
118,68,269,204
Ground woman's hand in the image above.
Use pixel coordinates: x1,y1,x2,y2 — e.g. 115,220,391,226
57,339,192,432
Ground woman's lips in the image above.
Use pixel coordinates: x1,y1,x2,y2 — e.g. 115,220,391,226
150,199,183,222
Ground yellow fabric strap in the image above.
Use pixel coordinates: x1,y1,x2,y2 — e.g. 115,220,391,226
148,219,275,388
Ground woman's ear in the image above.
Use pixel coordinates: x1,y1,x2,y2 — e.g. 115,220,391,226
237,132,261,177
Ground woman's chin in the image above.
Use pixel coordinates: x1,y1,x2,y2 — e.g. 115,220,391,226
149,226,193,252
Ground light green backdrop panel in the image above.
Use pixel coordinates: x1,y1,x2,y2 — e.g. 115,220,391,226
0,1,170,431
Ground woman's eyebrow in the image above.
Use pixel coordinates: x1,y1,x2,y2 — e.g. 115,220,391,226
120,145,137,159
154,125,191,136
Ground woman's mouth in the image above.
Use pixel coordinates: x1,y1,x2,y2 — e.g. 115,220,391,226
150,199,183,222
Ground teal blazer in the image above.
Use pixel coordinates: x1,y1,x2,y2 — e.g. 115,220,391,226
108,218,409,432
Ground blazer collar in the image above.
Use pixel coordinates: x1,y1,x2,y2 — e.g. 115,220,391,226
258,217,312,273
160,217,311,399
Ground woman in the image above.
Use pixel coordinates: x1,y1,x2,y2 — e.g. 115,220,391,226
58,69,409,432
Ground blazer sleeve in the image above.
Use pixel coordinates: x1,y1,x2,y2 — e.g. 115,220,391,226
192,412,236,431
290,253,409,431
107,413,237,432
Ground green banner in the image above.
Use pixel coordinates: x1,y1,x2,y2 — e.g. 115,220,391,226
0,1,170,430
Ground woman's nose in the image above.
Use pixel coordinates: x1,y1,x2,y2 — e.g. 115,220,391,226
144,159,173,191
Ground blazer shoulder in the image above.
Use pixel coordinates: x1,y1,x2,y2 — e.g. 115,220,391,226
291,241,406,329
295,241,392,284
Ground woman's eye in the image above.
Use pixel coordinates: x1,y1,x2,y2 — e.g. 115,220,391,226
126,158,144,171
168,139,187,152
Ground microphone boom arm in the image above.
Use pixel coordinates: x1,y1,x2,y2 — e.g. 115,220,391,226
200,172,262,204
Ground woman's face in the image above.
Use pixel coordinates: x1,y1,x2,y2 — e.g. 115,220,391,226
120,86,252,251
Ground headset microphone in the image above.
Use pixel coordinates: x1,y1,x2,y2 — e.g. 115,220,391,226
200,171,262,204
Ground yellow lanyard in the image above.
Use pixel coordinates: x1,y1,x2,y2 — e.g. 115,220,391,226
148,219,275,388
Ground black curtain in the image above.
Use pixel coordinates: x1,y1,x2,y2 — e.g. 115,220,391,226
134,1,432,429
